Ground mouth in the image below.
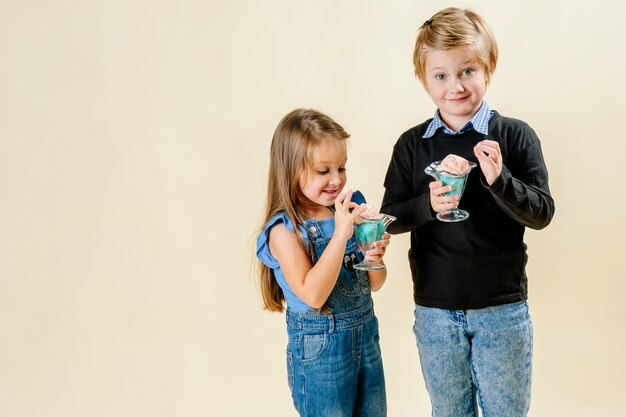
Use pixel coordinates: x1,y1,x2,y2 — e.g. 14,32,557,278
448,96,469,103
323,189,339,199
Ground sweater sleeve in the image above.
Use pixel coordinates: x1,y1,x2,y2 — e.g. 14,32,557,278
381,136,435,234
485,133,555,230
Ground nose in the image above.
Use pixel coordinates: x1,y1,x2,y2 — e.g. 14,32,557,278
450,78,465,93
329,172,342,186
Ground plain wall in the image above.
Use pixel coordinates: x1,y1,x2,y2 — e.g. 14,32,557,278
1,1,625,416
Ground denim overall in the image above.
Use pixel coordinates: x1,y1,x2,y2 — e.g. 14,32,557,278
285,217,387,417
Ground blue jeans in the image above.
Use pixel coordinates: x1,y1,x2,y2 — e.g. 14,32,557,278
286,300,386,417
413,301,532,417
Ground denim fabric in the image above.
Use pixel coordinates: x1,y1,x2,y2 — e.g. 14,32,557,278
413,301,532,417
284,217,386,417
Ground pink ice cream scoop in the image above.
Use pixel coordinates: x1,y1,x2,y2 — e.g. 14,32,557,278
439,154,471,175
359,203,381,219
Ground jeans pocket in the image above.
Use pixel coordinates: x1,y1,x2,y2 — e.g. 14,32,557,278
303,333,327,362
337,259,370,297
356,269,371,294
286,349,294,392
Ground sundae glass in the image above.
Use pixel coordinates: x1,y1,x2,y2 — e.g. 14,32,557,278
353,205,396,271
424,154,477,222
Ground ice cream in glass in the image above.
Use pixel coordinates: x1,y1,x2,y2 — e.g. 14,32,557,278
424,154,477,222
353,204,395,271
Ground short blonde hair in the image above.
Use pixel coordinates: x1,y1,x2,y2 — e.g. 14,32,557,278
413,7,498,83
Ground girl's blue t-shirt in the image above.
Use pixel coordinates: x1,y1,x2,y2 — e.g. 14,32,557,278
256,212,312,312
256,192,366,312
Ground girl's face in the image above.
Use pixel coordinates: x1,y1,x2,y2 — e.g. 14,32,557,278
422,46,490,131
299,138,347,215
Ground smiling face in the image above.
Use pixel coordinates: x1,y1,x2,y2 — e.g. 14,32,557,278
422,46,490,132
299,137,347,217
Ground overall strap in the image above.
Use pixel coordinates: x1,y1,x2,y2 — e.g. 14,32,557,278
302,218,328,241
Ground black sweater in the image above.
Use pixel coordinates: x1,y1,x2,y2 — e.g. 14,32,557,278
381,111,554,309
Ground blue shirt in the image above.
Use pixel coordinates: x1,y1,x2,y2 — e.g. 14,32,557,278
422,101,493,138
256,192,368,312
256,212,313,312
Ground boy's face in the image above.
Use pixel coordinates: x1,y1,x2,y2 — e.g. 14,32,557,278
422,46,490,131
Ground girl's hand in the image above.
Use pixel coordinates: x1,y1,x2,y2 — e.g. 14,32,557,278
333,190,365,242
429,181,459,213
364,233,391,262
474,139,502,186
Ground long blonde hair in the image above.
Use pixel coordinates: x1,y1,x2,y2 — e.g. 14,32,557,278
258,108,350,312
413,7,498,84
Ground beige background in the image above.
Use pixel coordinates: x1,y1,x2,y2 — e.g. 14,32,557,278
1,0,625,416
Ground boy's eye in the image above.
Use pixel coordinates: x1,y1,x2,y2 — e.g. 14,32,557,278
462,68,475,76
435,74,446,81
339,167,346,173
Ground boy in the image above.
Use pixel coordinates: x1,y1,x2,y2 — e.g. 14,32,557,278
381,7,554,417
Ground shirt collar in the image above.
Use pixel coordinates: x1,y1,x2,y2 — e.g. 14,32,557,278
422,101,492,138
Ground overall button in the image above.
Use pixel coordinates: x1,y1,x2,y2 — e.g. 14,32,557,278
309,226,317,234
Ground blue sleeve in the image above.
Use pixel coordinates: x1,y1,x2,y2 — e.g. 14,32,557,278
351,190,366,205
256,213,308,268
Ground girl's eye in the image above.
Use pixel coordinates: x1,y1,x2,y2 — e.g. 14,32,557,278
339,167,346,172
317,170,328,175
435,74,446,81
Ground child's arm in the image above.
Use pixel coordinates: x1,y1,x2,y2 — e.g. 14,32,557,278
474,139,554,229
381,141,435,234
365,232,390,291
269,192,365,309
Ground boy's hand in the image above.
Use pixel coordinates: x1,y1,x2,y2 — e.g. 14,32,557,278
429,181,460,213
474,139,502,186
364,233,391,262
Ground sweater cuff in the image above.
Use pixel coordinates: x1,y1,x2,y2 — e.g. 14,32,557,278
481,165,511,195
417,193,437,224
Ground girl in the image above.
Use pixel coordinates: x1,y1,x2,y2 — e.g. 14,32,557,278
256,108,389,417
